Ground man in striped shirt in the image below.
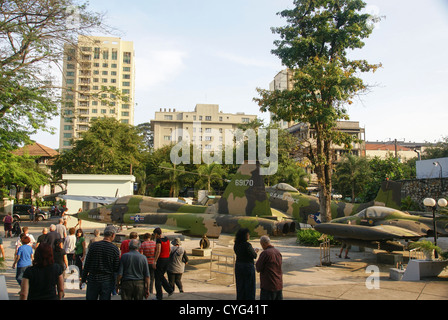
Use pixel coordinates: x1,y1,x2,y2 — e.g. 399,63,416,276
139,233,156,295
82,226,120,300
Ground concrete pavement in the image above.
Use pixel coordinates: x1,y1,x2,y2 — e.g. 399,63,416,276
1,217,447,301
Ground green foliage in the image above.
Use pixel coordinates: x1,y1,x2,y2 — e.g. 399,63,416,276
254,0,381,222
422,136,448,159
333,154,372,202
358,155,413,203
296,229,335,247
400,196,420,211
0,0,107,149
0,149,50,198
440,251,448,261
52,118,145,177
409,240,442,255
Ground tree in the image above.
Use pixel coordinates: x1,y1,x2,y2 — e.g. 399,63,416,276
360,155,411,203
195,163,226,194
52,117,145,177
0,151,50,199
333,154,371,202
0,0,108,149
254,0,381,222
423,136,448,159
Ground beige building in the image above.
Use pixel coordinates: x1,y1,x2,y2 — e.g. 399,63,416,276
59,36,135,151
151,104,257,150
366,141,422,162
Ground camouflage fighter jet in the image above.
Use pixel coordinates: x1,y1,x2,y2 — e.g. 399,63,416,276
72,162,296,239
266,180,403,225
314,206,448,252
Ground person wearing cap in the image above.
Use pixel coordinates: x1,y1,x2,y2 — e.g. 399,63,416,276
82,225,120,300
167,238,188,293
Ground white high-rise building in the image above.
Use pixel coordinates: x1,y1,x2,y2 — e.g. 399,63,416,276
59,36,135,151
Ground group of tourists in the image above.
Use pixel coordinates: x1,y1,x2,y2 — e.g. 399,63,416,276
3,215,283,301
81,226,188,300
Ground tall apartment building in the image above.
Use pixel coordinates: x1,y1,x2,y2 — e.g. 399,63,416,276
151,104,257,150
59,36,135,151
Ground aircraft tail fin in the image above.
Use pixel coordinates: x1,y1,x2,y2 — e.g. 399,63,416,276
374,180,402,209
216,162,272,217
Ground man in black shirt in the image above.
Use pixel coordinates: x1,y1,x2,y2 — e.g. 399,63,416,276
82,226,120,300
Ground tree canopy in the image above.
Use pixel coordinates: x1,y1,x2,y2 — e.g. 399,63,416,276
0,0,107,149
52,117,145,177
254,0,381,222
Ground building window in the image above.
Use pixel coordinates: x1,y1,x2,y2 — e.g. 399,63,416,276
92,109,98,113
63,141,71,147
121,119,129,124
111,49,118,60
164,136,172,141
164,115,173,120
122,104,130,109
63,125,73,131
94,47,100,59
123,52,132,64
122,81,130,87
242,118,250,123
123,74,131,79
123,67,131,72
101,109,107,114
121,111,129,117
102,50,109,60
63,133,72,138
205,116,211,121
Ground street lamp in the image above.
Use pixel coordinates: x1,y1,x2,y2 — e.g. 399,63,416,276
423,197,448,258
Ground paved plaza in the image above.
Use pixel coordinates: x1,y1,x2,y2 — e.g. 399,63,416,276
1,217,447,301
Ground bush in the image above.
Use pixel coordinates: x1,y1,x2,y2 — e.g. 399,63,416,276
296,229,336,247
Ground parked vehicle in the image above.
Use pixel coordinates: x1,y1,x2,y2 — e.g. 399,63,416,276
12,204,50,221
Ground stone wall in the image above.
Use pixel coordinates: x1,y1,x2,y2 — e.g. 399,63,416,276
399,178,448,210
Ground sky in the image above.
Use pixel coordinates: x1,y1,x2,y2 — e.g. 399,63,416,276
32,0,448,149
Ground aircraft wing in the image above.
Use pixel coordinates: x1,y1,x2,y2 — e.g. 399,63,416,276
60,195,118,204
314,223,423,241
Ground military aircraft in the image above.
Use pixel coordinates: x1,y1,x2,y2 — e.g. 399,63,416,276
314,206,448,252
67,162,297,239
266,179,403,225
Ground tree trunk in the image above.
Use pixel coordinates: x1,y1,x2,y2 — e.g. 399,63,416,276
314,128,333,223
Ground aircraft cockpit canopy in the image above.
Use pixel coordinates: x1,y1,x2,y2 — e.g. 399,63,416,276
355,206,400,220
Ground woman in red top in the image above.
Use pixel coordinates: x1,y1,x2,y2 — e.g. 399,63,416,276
153,227,174,300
